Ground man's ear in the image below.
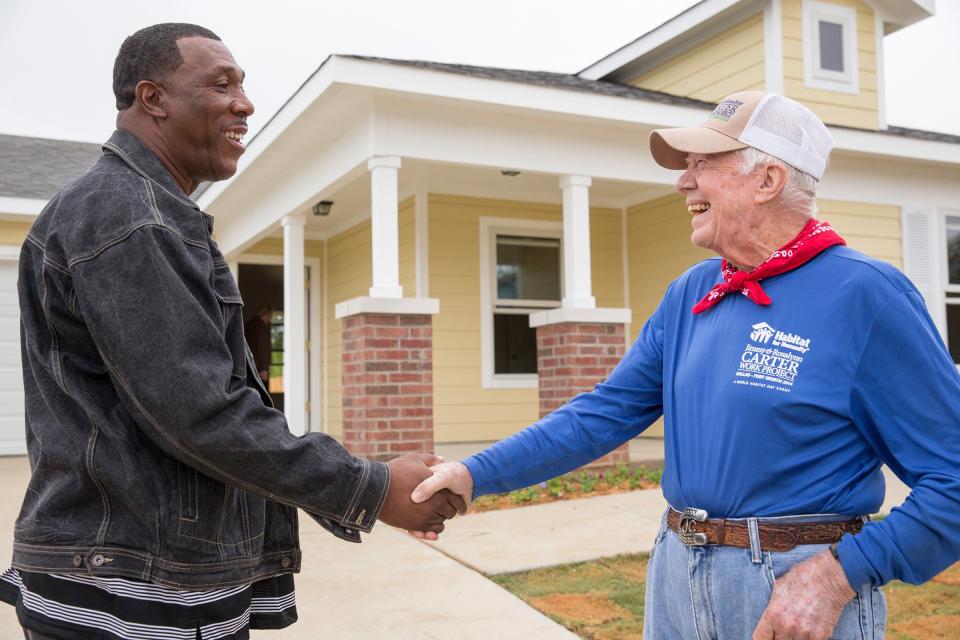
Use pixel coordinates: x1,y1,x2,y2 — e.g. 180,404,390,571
134,80,166,119
755,162,788,205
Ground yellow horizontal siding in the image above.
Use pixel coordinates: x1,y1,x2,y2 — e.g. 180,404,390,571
781,0,879,129
629,13,766,103
0,221,31,246
325,221,373,441
429,194,624,443
399,197,416,296
818,199,901,268
591,209,625,309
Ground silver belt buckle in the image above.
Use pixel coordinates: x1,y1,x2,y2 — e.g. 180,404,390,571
677,507,709,546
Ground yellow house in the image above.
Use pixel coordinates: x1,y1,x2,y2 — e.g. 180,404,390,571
1,0,957,460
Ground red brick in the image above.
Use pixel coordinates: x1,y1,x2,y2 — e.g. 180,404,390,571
363,314,401,326
374,350,409,360
401,385,433,395
375,327,412,338
362,361,398,373
341,313,435,458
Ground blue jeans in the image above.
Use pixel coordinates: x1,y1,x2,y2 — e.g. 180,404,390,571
643,513,887,639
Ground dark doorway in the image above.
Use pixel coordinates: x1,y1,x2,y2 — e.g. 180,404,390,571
238,264,284,411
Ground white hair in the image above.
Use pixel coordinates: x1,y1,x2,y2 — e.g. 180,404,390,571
735,147,818,218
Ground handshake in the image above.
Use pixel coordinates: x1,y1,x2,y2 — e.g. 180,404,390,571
377,453,475,539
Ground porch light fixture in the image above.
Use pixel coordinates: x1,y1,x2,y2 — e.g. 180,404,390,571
500,169,521,177
312,200,334,216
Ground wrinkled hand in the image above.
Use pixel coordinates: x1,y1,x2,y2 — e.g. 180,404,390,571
406,461,474,540
378,453,467,540
753,550,856,640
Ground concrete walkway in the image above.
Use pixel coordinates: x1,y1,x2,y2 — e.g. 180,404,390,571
0,442,913,638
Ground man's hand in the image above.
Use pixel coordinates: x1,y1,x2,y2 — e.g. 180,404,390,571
378,453,466,539
753,549,856,640
258,369,268,381
411,461,473,507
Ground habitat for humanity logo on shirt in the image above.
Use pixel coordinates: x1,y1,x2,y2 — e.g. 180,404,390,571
734,322,812,393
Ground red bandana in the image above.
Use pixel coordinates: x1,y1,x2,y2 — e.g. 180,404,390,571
692,218,846,315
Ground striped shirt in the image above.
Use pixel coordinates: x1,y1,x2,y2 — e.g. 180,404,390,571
0,567,296,639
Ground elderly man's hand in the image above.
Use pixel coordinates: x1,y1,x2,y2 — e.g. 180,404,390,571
753,549,856,640
378,453,467,539
405,461,474,540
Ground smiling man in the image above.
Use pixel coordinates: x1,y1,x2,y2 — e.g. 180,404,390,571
2,23,463,639
414,92,960,639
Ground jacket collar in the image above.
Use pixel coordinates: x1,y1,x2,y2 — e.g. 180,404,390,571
102,129,201,210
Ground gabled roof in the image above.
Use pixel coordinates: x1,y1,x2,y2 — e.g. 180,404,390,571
0,134,101,200
578,0,935,82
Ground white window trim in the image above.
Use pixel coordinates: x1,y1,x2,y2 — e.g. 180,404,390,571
802,0,860,95
938,210,960,360
479,217,562,389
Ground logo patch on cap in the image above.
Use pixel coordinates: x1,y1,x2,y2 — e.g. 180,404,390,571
709,99,744,122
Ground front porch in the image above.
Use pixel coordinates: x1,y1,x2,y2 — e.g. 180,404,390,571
224,170,696,460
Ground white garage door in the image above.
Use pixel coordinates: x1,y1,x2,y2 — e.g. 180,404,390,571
0,260,25,455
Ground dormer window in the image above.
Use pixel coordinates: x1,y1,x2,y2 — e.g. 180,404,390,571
802,0,859,94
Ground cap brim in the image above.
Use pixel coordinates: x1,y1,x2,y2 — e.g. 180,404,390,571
649,127,748,169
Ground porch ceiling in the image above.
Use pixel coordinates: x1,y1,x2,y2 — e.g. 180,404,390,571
249,158,675,245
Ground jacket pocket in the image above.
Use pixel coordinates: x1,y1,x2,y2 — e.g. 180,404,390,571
212,264,246,381
177,463,199,522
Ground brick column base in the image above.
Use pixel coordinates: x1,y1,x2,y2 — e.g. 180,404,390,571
536,322,628,467
341,313,433,461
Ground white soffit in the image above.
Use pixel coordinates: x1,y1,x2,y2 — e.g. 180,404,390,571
864,0,934,34
577,0,763,82
0,196,45,218
830,127,960,165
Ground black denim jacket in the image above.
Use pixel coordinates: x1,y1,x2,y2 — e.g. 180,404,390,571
13,130,389,589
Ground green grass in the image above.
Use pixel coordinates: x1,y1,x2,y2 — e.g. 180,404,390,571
493,554,960,640
472,464,662,512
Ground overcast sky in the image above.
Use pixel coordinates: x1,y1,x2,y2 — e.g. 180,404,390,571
1,0,957,143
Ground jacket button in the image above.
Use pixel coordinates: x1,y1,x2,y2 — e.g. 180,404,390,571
280,557,291,568
72,555,82,568
91,554,105,567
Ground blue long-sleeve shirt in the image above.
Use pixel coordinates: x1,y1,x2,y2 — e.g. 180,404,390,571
464,245,960,588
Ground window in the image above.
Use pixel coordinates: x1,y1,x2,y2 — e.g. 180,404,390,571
479,218,562,388
904,207,960,367
802,1,859,94
494,236,561,374
944,216,960,363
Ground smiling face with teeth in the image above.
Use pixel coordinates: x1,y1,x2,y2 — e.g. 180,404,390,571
675,151,778,270
140,36,254,194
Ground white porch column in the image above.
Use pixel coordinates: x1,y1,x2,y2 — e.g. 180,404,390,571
368,156,403,298
282,213,307,436
559,175,596,309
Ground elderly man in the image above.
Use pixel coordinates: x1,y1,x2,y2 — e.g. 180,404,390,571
414,91,960,638
2,23,462,639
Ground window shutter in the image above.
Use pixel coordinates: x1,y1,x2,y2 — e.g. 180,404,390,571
901,207,944,335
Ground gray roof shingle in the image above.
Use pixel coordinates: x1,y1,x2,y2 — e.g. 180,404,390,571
342,56,960,146
0,134,101,200
341,55,715,109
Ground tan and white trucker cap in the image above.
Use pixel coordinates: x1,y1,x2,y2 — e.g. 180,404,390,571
649,91,835,180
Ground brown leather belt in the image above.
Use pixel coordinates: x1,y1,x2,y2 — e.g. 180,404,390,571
667,508,863,552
